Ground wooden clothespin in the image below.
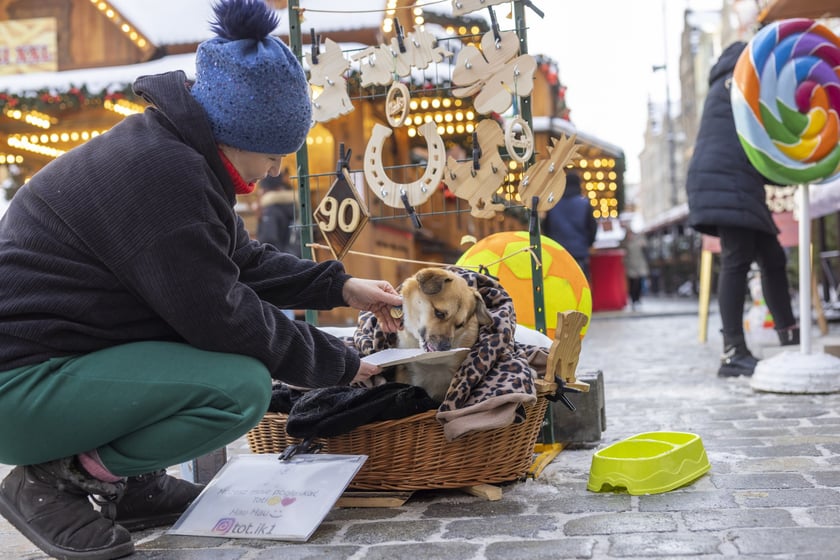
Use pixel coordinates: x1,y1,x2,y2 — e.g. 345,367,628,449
335,143,351,178
471,131,482,175
309,28,320,65
488,7,501,48
400,190,423,229
394,17,407,54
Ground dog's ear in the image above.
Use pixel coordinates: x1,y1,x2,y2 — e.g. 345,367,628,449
472,291,493,326
416,269,452,295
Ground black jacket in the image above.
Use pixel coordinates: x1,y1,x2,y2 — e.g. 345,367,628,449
0,70,359,387
685,41,778,237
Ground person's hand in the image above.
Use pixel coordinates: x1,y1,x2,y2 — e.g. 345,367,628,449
342,277,403,332
351,360,382,384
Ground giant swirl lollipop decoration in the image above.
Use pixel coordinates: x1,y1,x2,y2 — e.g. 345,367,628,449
732,19,840,393
731,19,840,186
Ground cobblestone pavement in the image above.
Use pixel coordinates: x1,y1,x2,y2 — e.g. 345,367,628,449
3,298,840,559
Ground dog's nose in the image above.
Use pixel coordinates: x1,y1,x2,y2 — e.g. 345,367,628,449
427,336,451,351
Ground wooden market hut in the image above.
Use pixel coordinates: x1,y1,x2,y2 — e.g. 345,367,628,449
0,0,627,325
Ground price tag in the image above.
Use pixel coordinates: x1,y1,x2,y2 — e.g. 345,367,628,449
313,169,370,260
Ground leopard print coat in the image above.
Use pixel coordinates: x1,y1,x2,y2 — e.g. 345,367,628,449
353,266,549,440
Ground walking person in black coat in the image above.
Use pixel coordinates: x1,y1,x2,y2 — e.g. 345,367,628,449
686,41,799,378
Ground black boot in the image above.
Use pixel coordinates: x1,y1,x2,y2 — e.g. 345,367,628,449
115,469,203,531
718,334,758,378
777,326,800,346
0,457,133,560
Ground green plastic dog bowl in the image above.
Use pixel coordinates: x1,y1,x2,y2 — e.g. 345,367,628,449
587,431,710,495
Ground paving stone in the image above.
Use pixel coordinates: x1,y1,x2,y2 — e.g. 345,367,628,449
606,532,723,557
730,527,840,555
681,508,796,530
734,488,840,508
563,512,678,535
710,472,813,489
485,538,596,560
444,514,557,539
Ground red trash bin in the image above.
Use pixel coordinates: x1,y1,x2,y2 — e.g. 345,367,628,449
590,249,627,312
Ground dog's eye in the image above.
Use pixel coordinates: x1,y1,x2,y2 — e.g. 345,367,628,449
455,322,464,329
434,310,446,320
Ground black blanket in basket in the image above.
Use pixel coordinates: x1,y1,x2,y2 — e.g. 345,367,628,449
269,382,438,438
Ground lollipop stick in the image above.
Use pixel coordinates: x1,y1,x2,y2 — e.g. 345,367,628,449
798,184,811,354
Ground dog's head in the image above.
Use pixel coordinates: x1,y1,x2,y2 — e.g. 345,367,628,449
400,268,492,352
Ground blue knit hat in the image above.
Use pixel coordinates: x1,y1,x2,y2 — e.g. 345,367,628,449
191,0,312,155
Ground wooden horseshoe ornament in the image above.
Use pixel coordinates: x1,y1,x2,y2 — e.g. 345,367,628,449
363,122,446,208
386,82,410,128
504,115,534,164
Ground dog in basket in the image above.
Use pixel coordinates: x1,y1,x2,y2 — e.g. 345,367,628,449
393,267,492,402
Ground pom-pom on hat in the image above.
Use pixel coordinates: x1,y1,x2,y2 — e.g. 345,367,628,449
191,0,312,155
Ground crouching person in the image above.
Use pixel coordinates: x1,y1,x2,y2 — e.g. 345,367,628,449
0,1,401,558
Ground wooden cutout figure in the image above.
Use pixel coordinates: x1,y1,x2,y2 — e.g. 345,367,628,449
386,82,410,127
518,134,580,213
451,0,509,16
444,119,507,219
307,38,353,124
313,169,370,260
452,30,537,115
363,121,446,208
351,29,452,88
504,115,534,163
546,310,590,393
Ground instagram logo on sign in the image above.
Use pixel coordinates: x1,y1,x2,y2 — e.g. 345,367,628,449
212,518,236,534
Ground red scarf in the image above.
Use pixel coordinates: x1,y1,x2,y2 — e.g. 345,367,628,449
218,148,256,195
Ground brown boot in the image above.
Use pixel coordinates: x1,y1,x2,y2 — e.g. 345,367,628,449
0,457,134,560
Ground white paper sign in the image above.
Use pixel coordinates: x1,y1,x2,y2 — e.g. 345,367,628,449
169,453,366,542
362,347,470,367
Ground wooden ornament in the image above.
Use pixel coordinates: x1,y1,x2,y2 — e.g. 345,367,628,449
313,169,370,260
518,134,580,213
307,38,354,124
351,29,452,88
504,115,534,163
545,310,590,393
385,82,410,128
444,119,507,219
363,122,445,208
452,31,536,115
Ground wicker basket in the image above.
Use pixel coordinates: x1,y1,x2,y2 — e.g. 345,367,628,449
246,311,588,491
248,398,549,490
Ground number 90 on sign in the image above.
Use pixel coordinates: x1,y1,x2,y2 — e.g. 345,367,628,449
313,170,370,260
316,196,361,233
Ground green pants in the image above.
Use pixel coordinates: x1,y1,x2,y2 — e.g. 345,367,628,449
0,341,271,476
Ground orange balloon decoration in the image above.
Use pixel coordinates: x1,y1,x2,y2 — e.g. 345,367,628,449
456,231,592,338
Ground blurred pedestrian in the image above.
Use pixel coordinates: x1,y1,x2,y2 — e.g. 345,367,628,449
686,41,798,378
542,171,598,279
258,169,300,257
621,225,649,310
0,2,403,559
258,170,300,320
